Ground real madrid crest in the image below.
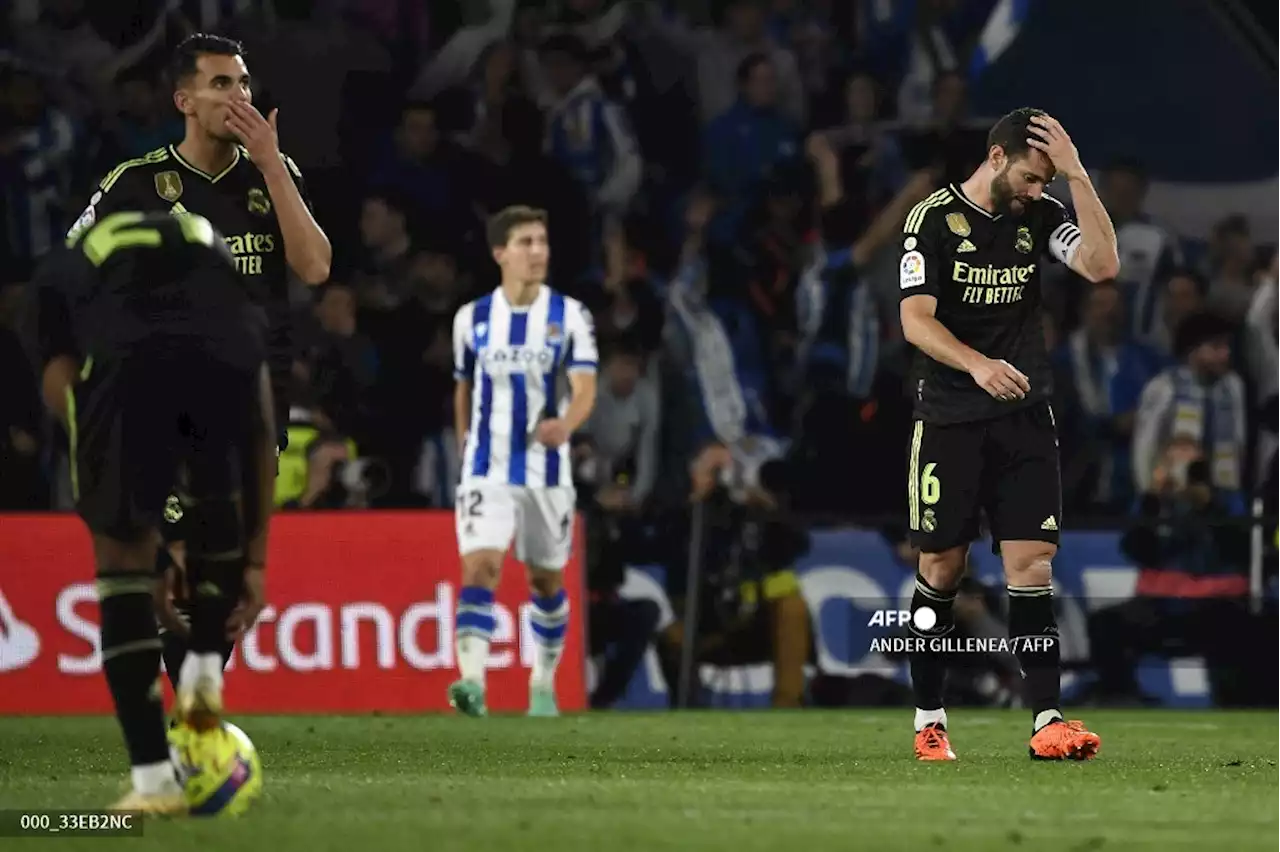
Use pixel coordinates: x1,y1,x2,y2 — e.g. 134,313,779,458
1015,226,1033,254
945,212,971,237
154,171,183,202
247,187,271,215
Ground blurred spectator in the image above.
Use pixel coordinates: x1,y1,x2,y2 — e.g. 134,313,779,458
701,51,799,246
1054,281,1165,513
1132,312,1247,513
659,444,812,708
13,0,173,121
1203,214,1258,324
1146,267,1207,361
239,0,391,175
365,101,474,243
352,192,417,309
363,247,463,507
636,0,806,126
304,281,379,442
0,60,76,270
579,334,661,512
106,64,182,160
1098,158,1184,345
539,34,642,227
817,70,907,220
898,69,986,186
1088,437,1257,705
0,279,46,510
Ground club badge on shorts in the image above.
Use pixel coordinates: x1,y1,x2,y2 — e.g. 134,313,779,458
945,212,971,237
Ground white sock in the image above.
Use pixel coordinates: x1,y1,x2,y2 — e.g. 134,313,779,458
132,761,179,795
1033,709,1063,732
178,652,222,692
456,633,491,685
915,707,948,732
529,591,569,689
456,585,496,686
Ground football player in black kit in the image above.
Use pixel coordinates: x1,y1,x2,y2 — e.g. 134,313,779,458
35,211,276,813
65,34,331,716
898,108,1120,761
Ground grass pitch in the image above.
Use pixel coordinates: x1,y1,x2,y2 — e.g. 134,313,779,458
1,710,1275,851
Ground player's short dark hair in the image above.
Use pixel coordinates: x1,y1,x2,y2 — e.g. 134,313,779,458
487,206,548,248
169,34,244,88
986,107,1047,164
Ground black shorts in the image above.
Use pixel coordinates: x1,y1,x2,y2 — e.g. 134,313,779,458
906,401,1062,553
69,354,263,541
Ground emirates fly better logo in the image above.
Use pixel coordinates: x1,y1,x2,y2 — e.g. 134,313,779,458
0,588,41,672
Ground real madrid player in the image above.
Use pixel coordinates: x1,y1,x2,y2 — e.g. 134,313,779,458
897,109,1119,761
65,33,330,723
34,211,275,812
449,206,597,717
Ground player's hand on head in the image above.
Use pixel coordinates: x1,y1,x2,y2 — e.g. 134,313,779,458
969,356,1031,401
1026,114,1084,180
226,565,266,641
225,101,281,167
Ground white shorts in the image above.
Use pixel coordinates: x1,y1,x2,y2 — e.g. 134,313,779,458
455,481,576,569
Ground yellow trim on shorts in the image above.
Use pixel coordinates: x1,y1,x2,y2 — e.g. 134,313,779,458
908,420,924,530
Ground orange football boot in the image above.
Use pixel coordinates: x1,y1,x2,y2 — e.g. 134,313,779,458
1029,719,1101,761
914,723,958,761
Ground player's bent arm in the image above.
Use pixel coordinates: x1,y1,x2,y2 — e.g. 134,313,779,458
1059,173,1120,283
262,157,331,284
562,370,598,433
899,294,984,374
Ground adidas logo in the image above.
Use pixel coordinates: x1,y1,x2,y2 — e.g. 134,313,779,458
956,239,977,253
1041,516,1058,531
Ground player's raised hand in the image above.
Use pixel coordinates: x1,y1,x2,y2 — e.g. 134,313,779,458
969,356,1031,400
1026,114,1084,181
225,101,281,168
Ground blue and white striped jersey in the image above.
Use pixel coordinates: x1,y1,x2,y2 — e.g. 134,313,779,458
453,285,598,488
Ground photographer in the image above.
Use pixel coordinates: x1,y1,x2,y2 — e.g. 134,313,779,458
575,334,664,709
658,439,812,708
1087,437,1261,705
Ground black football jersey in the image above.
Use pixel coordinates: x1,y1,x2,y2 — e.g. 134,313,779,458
898,183,1081,424
66,144,310,385
36,212,267,372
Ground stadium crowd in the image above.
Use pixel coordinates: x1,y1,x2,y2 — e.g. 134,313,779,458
1,0,1275,707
